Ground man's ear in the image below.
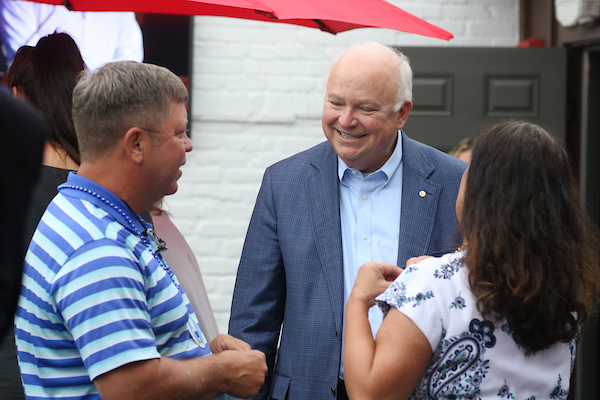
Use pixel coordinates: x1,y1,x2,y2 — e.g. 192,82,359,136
11,86,26,101
396,100,413,130
123,127,145,164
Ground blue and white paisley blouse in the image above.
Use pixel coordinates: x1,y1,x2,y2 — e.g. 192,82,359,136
375,250,576,400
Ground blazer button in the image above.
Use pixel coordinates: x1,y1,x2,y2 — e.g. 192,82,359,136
331,387,337,396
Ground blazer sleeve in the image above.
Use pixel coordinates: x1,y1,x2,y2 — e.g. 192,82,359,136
228,167,285,400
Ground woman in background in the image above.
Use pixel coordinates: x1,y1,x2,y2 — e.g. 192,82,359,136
448,136,473,163
344,121,600,399
7,32,84,243
2,32,85,399
150,201,220,342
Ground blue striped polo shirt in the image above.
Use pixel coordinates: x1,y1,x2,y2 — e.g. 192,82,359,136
15,172,211,399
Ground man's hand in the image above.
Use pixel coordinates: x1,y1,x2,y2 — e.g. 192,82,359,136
216,348,267,399
209,333,251,354
210,334,267,398
406,255,432,267
349,262,403,308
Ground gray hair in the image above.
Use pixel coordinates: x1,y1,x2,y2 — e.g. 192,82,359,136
73,61,188,159
390,47,413,111
324,42,413,112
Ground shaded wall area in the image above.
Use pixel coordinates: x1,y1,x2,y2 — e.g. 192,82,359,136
521,1,600,398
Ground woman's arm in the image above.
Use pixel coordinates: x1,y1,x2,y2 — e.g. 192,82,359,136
344,262,432,400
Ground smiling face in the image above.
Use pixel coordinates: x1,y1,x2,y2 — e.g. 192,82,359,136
322,46,412,173
148,101,193,199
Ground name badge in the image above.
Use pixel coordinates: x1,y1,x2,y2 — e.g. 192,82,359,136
187,315,207,349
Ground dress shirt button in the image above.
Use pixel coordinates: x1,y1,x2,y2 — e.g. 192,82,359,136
362,234,368,240
352,169,358,175
362,195,367,201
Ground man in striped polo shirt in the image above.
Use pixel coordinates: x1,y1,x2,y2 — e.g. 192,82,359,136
15,61,267,400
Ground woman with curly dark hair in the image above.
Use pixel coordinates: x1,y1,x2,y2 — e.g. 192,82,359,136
344,120,600,399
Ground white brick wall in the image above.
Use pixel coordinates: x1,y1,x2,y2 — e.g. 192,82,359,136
166,0,520,334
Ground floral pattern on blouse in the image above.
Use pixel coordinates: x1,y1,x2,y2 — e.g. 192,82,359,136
497,380,514,399
405,265,419,274
550,375,568,400
433,257,462,279
375,252,576,400
409,318,495,399
450,293,466,310
378,280,434,315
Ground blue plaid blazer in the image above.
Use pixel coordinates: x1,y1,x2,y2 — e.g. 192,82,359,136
229,132,467,400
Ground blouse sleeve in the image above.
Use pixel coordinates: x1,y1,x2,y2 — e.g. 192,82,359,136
375,263,443,351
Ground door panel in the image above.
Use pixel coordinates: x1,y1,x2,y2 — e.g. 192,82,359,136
397,47,567,152
574,47,600,400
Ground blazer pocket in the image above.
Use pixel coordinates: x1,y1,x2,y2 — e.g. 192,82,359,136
268,372,291,400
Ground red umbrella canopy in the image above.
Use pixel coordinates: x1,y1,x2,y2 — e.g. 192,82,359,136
24,0,453,40
261,0,453,39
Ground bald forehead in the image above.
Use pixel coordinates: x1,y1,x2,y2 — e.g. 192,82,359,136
325,48,400,110
338,43,400,67
331,44,401,84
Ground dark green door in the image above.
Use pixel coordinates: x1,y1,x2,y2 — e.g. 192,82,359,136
398,47,567,151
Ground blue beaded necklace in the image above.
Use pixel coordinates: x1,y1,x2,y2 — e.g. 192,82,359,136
63,183,208,349
62,184,184,295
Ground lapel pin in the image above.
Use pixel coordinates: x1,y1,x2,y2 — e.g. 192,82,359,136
419,190,426,197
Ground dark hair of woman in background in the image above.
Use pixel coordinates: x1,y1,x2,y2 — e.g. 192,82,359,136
7,32,85,166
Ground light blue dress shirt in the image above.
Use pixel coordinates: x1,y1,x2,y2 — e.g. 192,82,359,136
339,134,403,378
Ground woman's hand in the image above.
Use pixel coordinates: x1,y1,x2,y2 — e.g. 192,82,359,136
349,262,403,308
406,255,432,267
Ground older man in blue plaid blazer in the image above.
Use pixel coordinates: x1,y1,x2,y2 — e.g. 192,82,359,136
229,43,467,400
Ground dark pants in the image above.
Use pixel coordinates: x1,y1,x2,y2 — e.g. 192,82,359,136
0,326,25,399
337,378,349,400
